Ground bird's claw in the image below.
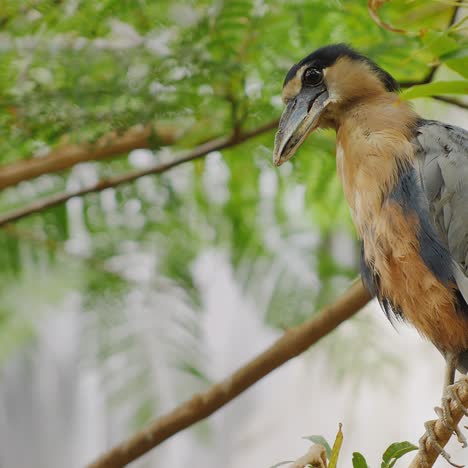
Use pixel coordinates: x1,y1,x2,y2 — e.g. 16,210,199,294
447,379,468,417
437,377,468,449
419,420,463,468
435,405,467,447
419,377,468,467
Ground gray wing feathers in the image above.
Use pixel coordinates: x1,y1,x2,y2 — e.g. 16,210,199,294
415,121,468,303
453,261,468,304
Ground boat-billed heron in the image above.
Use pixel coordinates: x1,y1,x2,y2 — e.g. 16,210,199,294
273,44,468,465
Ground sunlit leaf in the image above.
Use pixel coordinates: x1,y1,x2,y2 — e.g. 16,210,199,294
352,452,369,468
329,423,344,468
443,49,468,78
401,80,468,99
422,30,459,56
381,441,418,468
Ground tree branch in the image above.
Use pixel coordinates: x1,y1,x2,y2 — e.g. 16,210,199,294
0,123,178,191
0,119,278,227
433,96,468,111
86,280,371,468
409,379,468,468
399,67,438,89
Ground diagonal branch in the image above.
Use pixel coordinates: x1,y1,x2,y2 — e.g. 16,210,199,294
0,119,278,227
86,280,371,468
409,379,468,468
0,123,179,191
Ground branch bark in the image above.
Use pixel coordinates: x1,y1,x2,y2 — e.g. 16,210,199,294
399,68,439,89
409,379,468,468
0,119,278,227
86,280,371,468
0,123,178,191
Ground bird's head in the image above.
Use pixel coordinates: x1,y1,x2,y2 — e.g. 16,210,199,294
273,44,399,166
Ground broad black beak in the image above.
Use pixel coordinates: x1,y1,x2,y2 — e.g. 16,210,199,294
273,87,329,166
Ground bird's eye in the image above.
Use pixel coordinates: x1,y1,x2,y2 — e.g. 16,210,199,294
303,68,323,86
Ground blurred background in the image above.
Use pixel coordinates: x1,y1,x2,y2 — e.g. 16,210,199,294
0,1,467,467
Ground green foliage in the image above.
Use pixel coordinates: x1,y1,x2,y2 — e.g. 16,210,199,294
352,452,369,468
402,80,468,99
277,432,416,468
0,0,466,443
329,424,344,468
1,0,464,164
381,441,418,468
0,256,84,363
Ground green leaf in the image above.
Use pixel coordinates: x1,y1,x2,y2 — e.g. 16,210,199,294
422,31,459,56
381,441,418,468
303,435,332,459
445,56,468,78
352,452,369,468
177,362,211,384
401,80,468,99
443,49,468,78
329,424,344,468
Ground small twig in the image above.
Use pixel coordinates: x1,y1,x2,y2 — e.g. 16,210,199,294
433,95,468,110
86,280,371,468
0,119,278,227
368,0,409,35
369,0,460,36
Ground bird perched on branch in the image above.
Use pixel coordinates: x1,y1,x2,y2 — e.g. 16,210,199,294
273,44,468,465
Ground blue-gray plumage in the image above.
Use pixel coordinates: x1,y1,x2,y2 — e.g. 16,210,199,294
415,121,468,303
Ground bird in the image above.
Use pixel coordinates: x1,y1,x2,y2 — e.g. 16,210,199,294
273,43,468,465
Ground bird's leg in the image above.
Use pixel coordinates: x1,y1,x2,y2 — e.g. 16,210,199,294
418,353,468,467
436,353,468,447
444,353,457,387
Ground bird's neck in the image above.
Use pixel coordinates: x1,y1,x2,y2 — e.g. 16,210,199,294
334,93,419,232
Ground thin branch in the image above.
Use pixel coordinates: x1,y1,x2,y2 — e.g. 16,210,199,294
0,119,278,227
86,280,371,468
399,65,439,89
0,123,178,191
433,95,468,110
409,379,468,468
368,0,409,35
